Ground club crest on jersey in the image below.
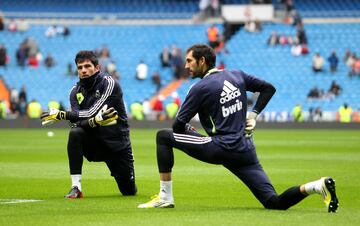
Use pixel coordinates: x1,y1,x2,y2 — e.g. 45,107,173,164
220,80,241,104
95,90,101,98
76,93,84,104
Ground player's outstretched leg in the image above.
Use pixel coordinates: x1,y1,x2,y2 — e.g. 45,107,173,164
303,177,339,212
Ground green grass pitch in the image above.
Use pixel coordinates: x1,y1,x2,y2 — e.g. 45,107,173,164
1,128,360,226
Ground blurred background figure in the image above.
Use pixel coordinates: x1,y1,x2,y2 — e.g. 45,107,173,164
338,103,352,123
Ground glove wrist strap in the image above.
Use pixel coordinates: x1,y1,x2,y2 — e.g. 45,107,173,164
59,111,67,120
88,118,98,128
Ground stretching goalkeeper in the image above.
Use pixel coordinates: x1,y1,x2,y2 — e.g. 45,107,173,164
41,50,137,198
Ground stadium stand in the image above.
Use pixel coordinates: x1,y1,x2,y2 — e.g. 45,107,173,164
0,0,360,121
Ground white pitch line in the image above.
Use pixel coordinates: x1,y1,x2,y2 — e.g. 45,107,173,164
0,199,43,204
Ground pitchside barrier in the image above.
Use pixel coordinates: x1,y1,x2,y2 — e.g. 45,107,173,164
0,118,359,130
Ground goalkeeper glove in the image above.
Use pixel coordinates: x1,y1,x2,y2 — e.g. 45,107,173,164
41,108,67,126
245,111,258,138
88,104,118,128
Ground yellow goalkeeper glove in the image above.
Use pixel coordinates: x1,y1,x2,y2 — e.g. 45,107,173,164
88,104,118,128
41,108,67,126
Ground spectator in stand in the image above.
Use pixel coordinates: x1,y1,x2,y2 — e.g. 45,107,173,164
8,19,17,32
171,47,185,79
28,54,39,68
217,60,225,70
198,0,220,20
151,71,162,91
18,96,27,118
0,44,7,68
327,51,339,73
10,87,19,105
343,49,352,64
198,0,211,20
345,53,355,69
153,95,165,120
292,103,304,122
338,103,352,123
312,52,324,73
27,99,42,118
267,31,279,46
245,20,262,33
296,23,308,45
313,107,323,122
307,86,321,99
63,26,70,37
301,44,309,55
214,35,228,55
135,60,148,80
19,86,27,103
16,43,27,67
291,42,302,56
130,102,144,121
66,63,77,76
160,47,172,68
207,24,219,49
292,10,303,27
45,25,57,38
278,34,289,46
98,45,111,72
24,37,39,58
211,0,220,17
171,92,181,107
328,80,341,97
0,99,7,119
284,0,294,16
0,15,4,31
309,107,323,122
17,19,29,33
142,98,152,120
106,61,120,81
349,56,360,78
44,54,56,68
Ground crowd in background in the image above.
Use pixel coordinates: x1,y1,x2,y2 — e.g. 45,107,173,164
0,3,359,123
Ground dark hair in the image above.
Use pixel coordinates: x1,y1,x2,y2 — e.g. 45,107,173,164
186,44,216,69
75,50,98,66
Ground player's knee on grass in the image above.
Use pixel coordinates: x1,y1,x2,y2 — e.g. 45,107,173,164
115,177,137,196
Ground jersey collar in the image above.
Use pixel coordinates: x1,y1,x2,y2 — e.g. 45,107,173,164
203,68,221,78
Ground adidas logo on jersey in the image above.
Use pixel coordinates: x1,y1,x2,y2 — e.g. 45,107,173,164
220,80,241,104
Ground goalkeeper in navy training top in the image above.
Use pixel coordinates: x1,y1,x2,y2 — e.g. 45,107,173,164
138,44,338,212
41,50,137,198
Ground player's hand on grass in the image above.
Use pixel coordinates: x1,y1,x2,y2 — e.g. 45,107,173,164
245,111,258,138
88,104,118,127
40,108,67,126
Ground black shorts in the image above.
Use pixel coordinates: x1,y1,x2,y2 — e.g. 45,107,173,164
72,127,135,180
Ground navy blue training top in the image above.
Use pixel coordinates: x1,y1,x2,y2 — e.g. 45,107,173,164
68,71,129,132
176,68,275,151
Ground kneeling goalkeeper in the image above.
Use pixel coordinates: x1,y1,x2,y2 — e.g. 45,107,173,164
41,50,137,198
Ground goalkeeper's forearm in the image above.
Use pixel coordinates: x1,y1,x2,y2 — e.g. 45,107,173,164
65,111,81,122
73,118,96,129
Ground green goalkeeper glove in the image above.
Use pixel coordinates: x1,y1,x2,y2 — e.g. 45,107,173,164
245,111,258,138
88,104,118,128
41,108,67,126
